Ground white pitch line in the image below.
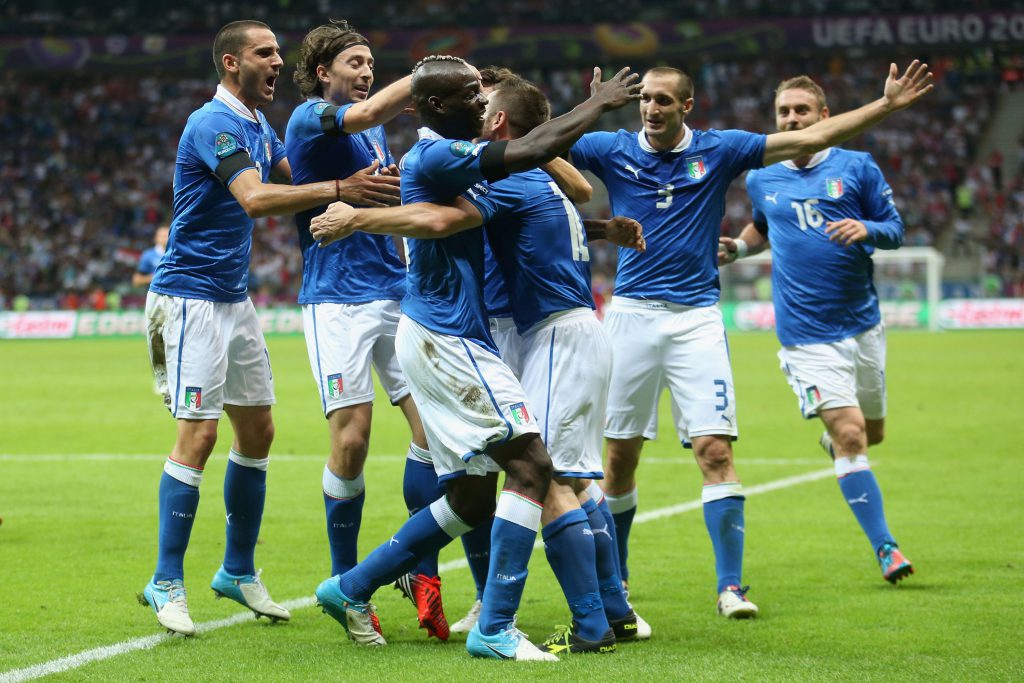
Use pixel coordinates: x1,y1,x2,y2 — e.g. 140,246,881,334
0,466,834,683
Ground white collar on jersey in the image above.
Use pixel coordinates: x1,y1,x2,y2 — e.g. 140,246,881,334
781,147,832,170
417,126,444,141
638,124,693,154
214,84,259,124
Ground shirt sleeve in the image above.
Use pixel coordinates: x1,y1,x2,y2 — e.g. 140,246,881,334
193,115,254,184
137,249,159,275
719,129,767,176
569,132,616,177
745,171,770,235
417,139,494,196
857,154,904,250
461,176,520,224
270,126,287,167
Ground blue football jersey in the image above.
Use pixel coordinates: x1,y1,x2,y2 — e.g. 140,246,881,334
137,246,164,276
483,235,512,318
474,168,595,335
286,99,405,304
151,85,286,303
400,129,503,352
571,127,765,306
746,147,904,346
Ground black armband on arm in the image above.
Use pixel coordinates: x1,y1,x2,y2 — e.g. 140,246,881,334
214,150,255,185
754,219,769,237
480,140,510,182
318,104,343,137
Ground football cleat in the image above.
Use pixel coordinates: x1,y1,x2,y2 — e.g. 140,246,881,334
394,572,449,640
211,567,291,622
542,622,617,655
138,578,196,636
819,431,836,460
315,576,386,646
717,585,759,619
878,543,914,584
466,623,558,661
450,599,482,634
607,609,652,640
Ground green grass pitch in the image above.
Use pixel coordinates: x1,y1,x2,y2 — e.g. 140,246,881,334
1,331,1022,681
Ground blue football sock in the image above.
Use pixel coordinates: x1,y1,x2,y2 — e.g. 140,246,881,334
403,444,444,577
702,483,746,593
604,487,637,581
222,451,267,577
543,507,608,641
339,496,470,602
836,456,896,552
461,516,493,600
322,466,365,576
154,458,202,582
477,490,543,636
582,495,631,620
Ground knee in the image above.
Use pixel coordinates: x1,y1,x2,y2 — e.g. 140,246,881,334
695,439,733,472
505,448,554,495
337,430,369,459
834,422,867,455
446,484,497,527
606,439,641,474
180,421,219,460
866,423,885,447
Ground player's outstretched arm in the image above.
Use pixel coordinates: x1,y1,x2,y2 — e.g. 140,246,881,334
502,67,641,173
341,75,413,134
719,223,769,266
543,157,593,203
310,197,483,245
763,60,933,166
228,168,344,218
336,159,402,207
584,217,645,252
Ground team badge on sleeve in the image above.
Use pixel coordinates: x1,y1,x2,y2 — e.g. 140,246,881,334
185,386,203,410
313,101,330,115
685,156,707,180
215,133,238,159
327,373,344,398
449,141,476,157
826,177,844,198
508,402,531,425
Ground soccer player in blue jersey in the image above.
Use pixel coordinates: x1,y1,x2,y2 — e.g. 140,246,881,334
568,60,931,618
720,75,914,584
285,20,452,641
309,55,641,660
139,20,363,637
132,225,168,289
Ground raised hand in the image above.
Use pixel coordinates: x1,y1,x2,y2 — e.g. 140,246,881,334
337,160,402,207
883,60,934,112
606,216,645,252
589,66,642,112
310,201,358,246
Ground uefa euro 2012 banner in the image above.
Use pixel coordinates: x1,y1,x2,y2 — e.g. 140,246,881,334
2,12,1022,72
3,301,1024,339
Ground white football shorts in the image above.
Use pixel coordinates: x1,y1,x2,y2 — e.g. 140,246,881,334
146,292,275,420
395,315,539,482
604,297,738,445
520,308,610,478
489,315,524,379
302,300,409,416
778,322,887,420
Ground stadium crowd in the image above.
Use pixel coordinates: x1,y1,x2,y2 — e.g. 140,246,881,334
1,51,1021,311
5,0,1023,34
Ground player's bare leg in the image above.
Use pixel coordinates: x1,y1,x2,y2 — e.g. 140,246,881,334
602,436,643,586
692,434,756,618
821,408,911,583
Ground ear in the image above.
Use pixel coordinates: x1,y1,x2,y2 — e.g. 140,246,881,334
491,109,508,134
820,105,830,120
427,94,445,113
222,53,240,75
316,64,330,84
682,97,695,115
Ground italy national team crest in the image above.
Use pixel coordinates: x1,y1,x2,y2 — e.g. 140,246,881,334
184,386,202,410
806,386,822,405
509,402,531,425
685,156,707,180
371,139,386,165
826,177,844,198
327,374,344,399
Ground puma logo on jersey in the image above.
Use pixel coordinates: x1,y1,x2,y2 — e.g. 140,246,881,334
765,191,778,204
624,164,641,180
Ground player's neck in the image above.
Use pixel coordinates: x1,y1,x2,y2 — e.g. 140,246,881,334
220,81,259,118
645,128,686,152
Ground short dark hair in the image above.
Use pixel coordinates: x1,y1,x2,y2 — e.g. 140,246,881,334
212,20,271,79
490,78,551,138
293,19,369,98
644,66,694,101
775,75,828,111
479,66,523,90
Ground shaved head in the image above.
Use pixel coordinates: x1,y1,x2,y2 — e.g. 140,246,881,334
411,55,475,109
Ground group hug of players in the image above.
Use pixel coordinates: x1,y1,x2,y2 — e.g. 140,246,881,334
138,17,930,660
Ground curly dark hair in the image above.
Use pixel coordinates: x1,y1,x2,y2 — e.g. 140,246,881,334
293,19,368,98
